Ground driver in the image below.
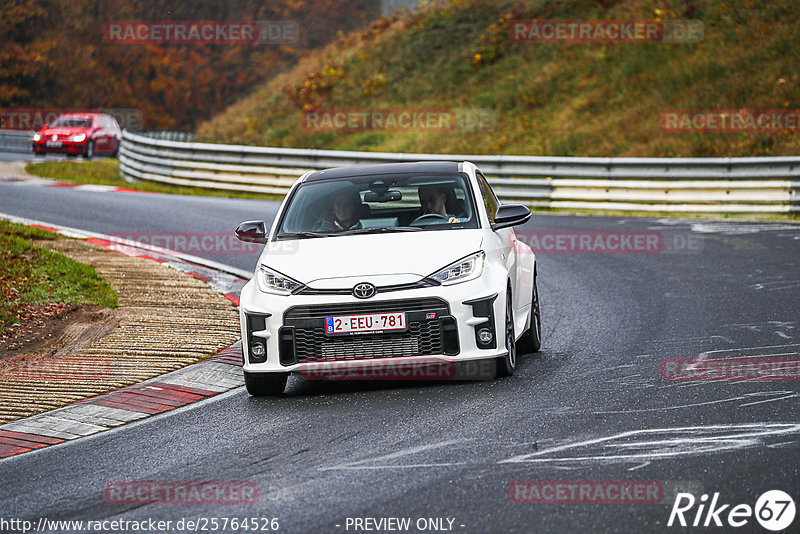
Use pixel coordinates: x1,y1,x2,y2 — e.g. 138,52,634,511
313,189,363,232
413,184,461,224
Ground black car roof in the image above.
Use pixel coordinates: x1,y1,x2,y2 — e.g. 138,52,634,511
303,161,461,182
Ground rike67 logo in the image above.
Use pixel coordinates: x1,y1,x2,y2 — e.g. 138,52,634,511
668,490,796,531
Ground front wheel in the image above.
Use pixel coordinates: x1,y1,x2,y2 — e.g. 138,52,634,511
244,371,288,396
84,140,94,159
496,290,516,377
517,269,542,354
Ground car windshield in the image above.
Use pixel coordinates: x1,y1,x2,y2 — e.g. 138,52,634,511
276,173,478,239
50,117,92,128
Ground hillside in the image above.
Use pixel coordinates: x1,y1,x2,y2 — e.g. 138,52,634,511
195,0,800,157
1,0,378,130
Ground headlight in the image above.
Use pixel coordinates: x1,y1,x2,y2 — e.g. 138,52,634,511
69,133,86,142
428,251,485,285
32,133,41,141
256,265,303,295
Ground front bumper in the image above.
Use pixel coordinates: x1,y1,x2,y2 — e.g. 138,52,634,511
239,274,508,374
33,141,87,154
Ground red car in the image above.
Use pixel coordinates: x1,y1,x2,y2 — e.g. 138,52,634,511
32,113,122,158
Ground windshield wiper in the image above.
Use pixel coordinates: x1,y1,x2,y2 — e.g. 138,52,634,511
278,231,333,239
338,226,423,236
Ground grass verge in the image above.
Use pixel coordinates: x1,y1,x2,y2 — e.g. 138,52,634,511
24,160,283,200
0,220,118,337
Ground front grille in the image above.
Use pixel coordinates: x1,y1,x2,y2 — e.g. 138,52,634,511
295,279,438,297
285,298,448,319
282,298,456,363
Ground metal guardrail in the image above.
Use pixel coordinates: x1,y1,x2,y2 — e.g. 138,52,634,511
137,131,195,142
0,130,34,153
120,131,799,213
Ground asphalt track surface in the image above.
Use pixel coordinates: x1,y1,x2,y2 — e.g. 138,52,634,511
0,152,95,162
1,172,799,533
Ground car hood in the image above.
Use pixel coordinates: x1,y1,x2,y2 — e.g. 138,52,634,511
258,230,484,286
39,127,90,136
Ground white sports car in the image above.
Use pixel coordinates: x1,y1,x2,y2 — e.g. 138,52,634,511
234,161,541,395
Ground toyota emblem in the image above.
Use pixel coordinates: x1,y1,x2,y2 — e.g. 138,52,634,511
352,282,376,299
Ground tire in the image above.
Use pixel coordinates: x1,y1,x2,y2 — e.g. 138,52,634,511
111,142,119,158
495,289,516,377
244,371,288,396
517,268,542,354
84,140,94,159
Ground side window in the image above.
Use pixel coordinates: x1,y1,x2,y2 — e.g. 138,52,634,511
476,172,499,223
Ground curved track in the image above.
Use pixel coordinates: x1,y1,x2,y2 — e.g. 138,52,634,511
1,178,799,533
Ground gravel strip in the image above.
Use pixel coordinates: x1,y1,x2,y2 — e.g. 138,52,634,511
0,238,240,423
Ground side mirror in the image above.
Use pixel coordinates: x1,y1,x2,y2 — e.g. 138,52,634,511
491,204,531,231
235,220,268,243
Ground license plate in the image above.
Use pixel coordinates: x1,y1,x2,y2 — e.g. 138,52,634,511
46,141,62,147
325,312,407,335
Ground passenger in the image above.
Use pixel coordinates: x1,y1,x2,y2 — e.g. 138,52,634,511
313,189,363,232
413,184,461,224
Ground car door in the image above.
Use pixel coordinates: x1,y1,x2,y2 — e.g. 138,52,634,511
476,171,520,310
98,115,112,152
102,116,117,152
88,117,101,151
103,116,115,151
108,116,122,149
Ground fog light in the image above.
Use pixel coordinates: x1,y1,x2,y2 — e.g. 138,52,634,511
478,328,493,344
251,341,265,358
